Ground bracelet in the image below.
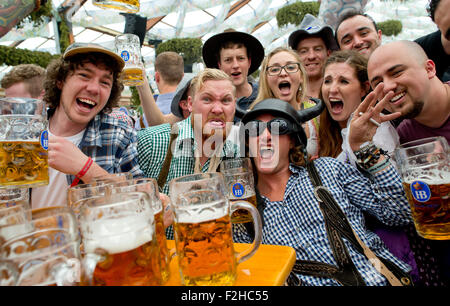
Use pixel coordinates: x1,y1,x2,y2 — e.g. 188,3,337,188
70,157,93,187
367,157,391,174
354,142,388,170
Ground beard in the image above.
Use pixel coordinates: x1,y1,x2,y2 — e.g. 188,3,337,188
402,99,424,119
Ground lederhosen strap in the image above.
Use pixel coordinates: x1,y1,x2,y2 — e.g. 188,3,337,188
156,125,178,191
290,160,413,286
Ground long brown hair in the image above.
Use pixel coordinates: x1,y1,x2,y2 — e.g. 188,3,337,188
318,50,369,158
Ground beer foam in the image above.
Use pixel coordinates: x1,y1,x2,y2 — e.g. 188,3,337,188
175,202,228,224
83,216,153,254
404,169,450,184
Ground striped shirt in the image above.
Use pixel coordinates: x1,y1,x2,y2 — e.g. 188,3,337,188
233,158,413,286
65,111,143,184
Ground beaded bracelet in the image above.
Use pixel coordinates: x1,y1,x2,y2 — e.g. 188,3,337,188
354,142,388,170
367,157,391,174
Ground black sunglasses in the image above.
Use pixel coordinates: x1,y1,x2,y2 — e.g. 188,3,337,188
245,118,297,137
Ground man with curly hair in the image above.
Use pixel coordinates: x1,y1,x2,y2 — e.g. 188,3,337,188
31,42,143,209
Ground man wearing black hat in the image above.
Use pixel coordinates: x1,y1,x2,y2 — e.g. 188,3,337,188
202,29,264,120
288,14,338,99
233,98,414,286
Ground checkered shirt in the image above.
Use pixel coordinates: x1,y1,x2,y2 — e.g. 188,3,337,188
65,111,143,184
233,157,414,286
138,116,239,238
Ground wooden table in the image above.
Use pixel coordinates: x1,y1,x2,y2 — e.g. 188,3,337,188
164,240,296,286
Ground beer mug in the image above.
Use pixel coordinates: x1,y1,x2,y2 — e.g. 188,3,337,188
114,34,144,86
220,158,257,223
67,183,110,218
90,172,134,185
0,188,32,241
79,192,162,286
0,228,81,286
0,206,79,244
107,178,171,283
169,172,262,286
92,0,139,13
0,98,48,188
394,137,450,240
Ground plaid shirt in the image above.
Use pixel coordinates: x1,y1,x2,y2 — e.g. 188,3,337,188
138,116,239,238
65,111,143,184
233,158,413,286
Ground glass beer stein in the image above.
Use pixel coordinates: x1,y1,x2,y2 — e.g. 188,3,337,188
92,0,139,13
220,158,257,223
115,34,144,86
0,228,81,286
394,137,450,240
90,172,134,185
67,183,110,218
79,192,162,286
169,172,262,286
106,178,171,283
0,98,48,188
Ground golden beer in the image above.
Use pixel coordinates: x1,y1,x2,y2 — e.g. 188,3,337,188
154,209,170,283
0,140,48,187
121,66,144,86
174,213,236,286
230,192,257,223
82,215,162,286
403,180,450,240
92,0,139,13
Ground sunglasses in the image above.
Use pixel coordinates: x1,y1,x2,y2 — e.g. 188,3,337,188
245,118,297,137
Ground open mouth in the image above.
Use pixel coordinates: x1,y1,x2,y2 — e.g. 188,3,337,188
278,81,291,95
77,98,96,110
207,118,225,128
231,72,241,78
260,146,274,159
329,99,343,113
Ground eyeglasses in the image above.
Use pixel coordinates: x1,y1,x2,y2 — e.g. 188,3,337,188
266,63,301,76
245,118,297,137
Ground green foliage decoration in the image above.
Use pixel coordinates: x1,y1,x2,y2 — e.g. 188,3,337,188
0,45,59,68
129,87,142,114
16,0,54,29
378,20,403,36
58,16,71,53
156,38,203,64
276,1,320,28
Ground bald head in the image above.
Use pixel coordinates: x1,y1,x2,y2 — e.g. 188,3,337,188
370,40,428,68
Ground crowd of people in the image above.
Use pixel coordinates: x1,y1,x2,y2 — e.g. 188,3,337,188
1,0,449,287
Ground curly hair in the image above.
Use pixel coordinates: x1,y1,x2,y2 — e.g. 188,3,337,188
43,52,124,113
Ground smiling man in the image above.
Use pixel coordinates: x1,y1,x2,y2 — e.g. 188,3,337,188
335,10,382,59
30,42,143,209
288,14,338,99
368,40,450,144
202,29,264,121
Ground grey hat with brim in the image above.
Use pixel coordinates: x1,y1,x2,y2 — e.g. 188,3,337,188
63,42,125,70
288,14,338,51
202,30,264,75
171,75,193,118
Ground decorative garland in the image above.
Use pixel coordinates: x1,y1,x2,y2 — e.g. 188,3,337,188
156,37,203,64
378,19,403,36
0,45,59,68
276,1,320,28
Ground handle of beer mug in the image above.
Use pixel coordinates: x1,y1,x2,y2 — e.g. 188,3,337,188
81,252,104,286
0,260,19,286
230,200,262,264
51,256,81,286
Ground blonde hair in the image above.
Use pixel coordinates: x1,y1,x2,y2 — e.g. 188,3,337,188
250,47,308,110
190,68,236,98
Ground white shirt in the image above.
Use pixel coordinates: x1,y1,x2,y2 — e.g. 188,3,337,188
31,129,85,209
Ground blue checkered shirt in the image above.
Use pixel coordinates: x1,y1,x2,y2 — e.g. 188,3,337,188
65,111,143,184
233,158,413,286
